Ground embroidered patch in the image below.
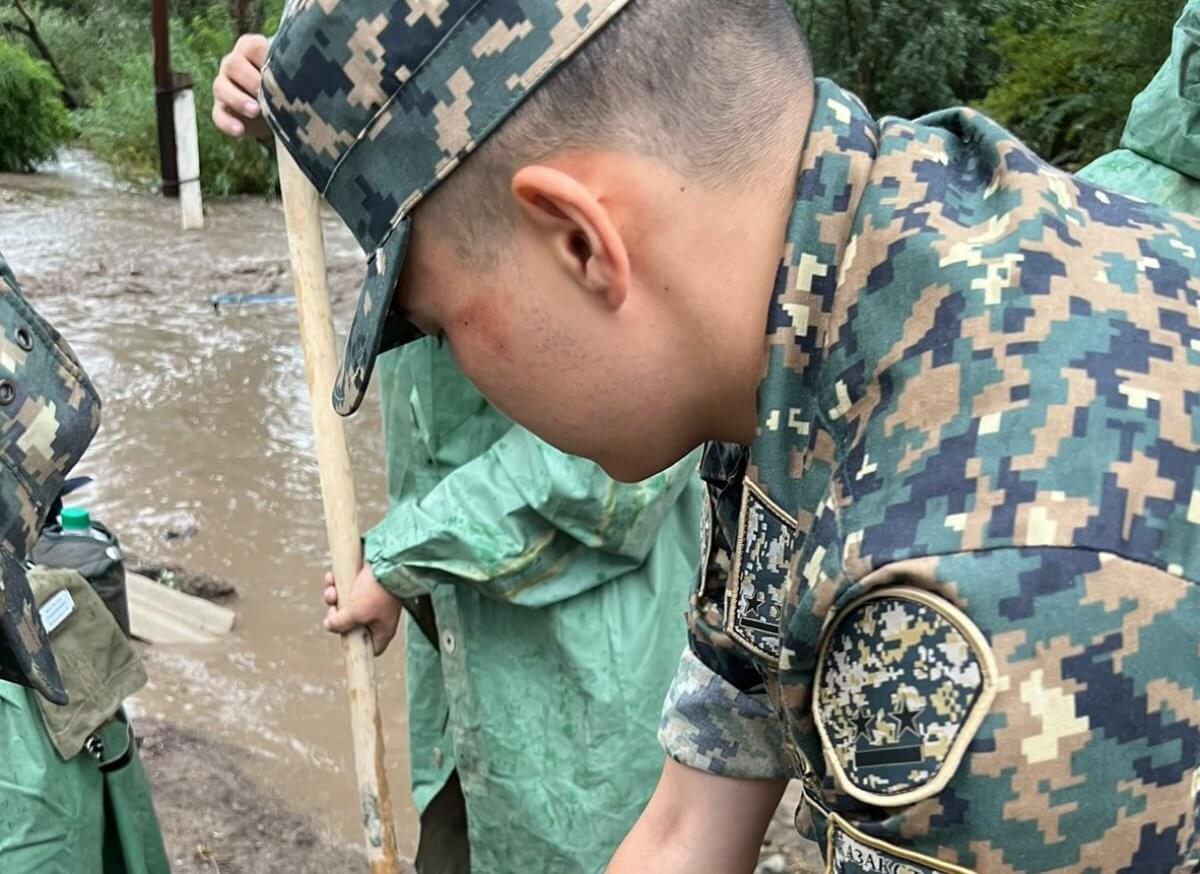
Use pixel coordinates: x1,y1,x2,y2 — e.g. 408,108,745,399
725,479,796,662
826,814,974,874
814,587,997,807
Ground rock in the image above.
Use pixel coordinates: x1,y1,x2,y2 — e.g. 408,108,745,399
161,521,199,542
124,550,237,600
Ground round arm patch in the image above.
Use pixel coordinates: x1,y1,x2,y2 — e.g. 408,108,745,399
814,586,997,808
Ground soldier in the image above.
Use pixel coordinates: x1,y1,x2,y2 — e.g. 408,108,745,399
260,0,1200,871
0,254,169,872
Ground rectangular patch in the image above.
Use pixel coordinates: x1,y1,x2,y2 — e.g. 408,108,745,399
855,744,923,768
724,479,796,663
39,588,74,635
827,814,974,874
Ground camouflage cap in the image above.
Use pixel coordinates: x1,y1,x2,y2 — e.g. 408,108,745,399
0,253,102,704
261,0,635,416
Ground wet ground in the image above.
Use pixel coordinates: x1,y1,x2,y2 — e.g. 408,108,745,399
0,151,418,854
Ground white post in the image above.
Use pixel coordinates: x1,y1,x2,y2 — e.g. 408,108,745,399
173,86,204,230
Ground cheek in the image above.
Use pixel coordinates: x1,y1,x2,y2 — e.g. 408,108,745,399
448,293,512,363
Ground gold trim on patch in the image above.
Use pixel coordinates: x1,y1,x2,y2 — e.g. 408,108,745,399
813,586,998,809
724,478,797,664
824,813,977,874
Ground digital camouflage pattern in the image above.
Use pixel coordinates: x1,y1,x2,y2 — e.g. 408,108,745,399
814,588,996,806
665,79,1200,871
261,0,635,416
0,253,101,704
657,647,789,781
728,480,793,661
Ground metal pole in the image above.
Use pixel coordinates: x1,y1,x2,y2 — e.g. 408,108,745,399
151,0,179,198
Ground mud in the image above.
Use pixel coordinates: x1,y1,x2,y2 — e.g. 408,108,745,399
137,717,412,874
758,784,823,874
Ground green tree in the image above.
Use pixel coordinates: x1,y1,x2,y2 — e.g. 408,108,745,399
0,37,72,171
980,0,1182,169
791,0,1005,117
78,7,277,195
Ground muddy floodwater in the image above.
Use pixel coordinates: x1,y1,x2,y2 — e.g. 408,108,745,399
0,152,418,852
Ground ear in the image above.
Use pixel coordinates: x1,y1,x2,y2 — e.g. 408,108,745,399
511,164,630,310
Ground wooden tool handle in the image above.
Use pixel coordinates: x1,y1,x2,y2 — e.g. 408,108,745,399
275,141,400,872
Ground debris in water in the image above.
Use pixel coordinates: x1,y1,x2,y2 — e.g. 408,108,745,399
161,521,200,542
209,291,294,311
125,550,237,600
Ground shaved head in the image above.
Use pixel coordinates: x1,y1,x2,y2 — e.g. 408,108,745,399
421,0,813,264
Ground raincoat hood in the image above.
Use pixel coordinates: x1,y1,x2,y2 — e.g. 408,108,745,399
1077,0,1200,212
1122,0,1200,180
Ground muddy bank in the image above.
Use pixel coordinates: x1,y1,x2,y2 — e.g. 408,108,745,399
138,718,414,874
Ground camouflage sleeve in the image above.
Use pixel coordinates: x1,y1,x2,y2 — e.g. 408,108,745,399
796,547,1200,871
687,442,773,691
657,444,792,780
658,647,791,780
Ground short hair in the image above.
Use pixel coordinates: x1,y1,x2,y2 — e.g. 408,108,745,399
419,0,813,263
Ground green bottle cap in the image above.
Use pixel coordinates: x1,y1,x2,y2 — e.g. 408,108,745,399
60,507,91,531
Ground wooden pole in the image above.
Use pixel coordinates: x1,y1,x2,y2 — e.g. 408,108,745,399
173,87,204,230
151,0,179,197
274,141,400,873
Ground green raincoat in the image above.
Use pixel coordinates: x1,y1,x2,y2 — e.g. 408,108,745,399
0,686,168,873
1077,0,1200,211
364,339,701,874
0,567,169,873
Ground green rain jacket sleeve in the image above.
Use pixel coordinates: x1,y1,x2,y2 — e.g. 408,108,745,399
365,419,697,606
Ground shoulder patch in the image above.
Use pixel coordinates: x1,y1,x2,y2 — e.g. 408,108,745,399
825,813,975,874
814,586,997,807
725,479,796,663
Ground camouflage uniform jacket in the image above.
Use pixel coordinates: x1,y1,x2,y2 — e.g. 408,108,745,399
660,79,1200,872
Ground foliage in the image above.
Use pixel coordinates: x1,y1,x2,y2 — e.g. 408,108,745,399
791,0,1005,118
790,0,1182,170
72,5,277,195
3,0,284,193
7,2,144,106
980,0,1183,169
0,37,72,171
0,0,1186,187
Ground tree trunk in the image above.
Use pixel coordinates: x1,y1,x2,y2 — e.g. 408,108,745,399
10,0,82,109
229,0,263,35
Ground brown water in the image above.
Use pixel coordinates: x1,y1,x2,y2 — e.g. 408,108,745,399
0,152,417,853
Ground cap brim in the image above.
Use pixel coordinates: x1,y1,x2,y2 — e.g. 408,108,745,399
334,218,424,417
0,545,66,704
